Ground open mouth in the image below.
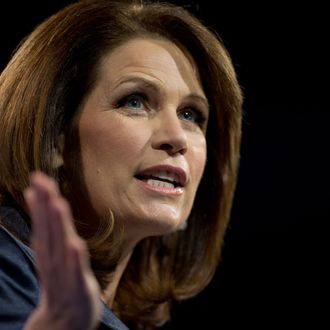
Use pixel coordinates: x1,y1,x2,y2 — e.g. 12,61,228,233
135,171,182,189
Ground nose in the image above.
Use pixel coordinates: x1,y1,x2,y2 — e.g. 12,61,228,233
151,109,188,156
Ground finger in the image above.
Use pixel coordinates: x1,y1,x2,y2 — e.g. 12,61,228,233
23,186,50,288
44,195,81,305
43,197,67,304
69,240,101,327
30,172,78,237
24,172,63,289
29,173,87,298
24,172,101,329
71,240,88,286
29,171,60,197
47,197,66,267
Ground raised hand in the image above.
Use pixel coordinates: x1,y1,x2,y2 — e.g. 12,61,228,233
23,172,101,330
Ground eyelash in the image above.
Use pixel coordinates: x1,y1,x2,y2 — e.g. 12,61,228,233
115,92,207,128
115,92,148,111
178,107,207,128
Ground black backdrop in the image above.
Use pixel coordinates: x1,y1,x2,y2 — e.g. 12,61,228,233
1,1,328,328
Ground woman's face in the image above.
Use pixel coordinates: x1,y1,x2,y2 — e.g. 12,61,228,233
77,38,208,241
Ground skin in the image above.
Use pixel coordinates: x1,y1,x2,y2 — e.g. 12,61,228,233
79,38,209,247
24,173,101,330
23,38,209,329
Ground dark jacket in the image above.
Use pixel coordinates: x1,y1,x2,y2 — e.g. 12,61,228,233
0,206,129,330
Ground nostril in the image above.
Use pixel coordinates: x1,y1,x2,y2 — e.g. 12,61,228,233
159,143,174,151
157,143,187,156
151,125,188,155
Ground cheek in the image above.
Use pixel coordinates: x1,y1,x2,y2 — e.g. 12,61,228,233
190,138,207,182
79,116,151,170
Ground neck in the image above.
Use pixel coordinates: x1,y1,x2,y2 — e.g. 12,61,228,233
97,221,148,308
101,249,133,307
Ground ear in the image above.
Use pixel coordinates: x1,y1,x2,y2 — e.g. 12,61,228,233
53,133,64,168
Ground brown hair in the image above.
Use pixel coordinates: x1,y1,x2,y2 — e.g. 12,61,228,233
0,0,243,328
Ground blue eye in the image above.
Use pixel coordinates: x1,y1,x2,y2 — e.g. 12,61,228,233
126,96,143,109
179,109,197,122
178,108,206,126
116,93,147,111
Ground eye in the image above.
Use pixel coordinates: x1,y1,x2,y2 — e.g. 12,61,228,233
178,107,207,127
115,93,148,111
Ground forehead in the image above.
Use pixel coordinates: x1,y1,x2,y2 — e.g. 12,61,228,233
97,37,204,95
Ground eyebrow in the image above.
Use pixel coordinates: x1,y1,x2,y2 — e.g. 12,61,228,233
184,93,210,111
116,76,160,93
116,76,209,110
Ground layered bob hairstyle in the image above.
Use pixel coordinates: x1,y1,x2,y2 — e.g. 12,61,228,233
0,0,243,328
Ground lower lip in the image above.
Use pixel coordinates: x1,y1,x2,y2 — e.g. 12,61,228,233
135,178,184,196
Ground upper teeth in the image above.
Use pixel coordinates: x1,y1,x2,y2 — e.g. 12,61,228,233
153,171,179,183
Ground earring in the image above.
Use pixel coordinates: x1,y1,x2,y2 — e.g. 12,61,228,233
53,133,64,169
177,220,188,231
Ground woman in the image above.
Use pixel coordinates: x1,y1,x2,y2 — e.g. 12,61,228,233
0,0,243,329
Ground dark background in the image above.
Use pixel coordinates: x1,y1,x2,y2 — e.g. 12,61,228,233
1,1,328,328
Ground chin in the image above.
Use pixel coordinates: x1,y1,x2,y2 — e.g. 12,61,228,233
120,204,190,239
146,215,188,237
125,215,183,239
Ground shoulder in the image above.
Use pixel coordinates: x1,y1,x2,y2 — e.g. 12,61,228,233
0,224,39,329
0,206,130,330
100,302,131,330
